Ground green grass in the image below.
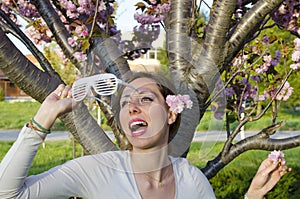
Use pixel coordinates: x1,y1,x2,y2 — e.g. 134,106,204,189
197,108,300,131
1,102,299,197
0,101,109,131
0,101,66,131
0,140,83,175
0,101,40,130
0,140,299,198
1,101,300,131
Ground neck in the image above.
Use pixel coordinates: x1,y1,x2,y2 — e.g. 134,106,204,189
130,145,170,174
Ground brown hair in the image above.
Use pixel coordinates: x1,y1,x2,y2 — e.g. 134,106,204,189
113,72,181,143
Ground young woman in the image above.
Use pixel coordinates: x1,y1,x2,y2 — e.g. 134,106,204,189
0,72,291,198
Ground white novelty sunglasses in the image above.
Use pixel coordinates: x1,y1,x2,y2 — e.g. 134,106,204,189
72,73,136,102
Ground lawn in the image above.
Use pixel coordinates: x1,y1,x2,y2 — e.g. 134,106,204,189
0,140,299,198
1,101,299,198
0,101,66,130
1,101,300,131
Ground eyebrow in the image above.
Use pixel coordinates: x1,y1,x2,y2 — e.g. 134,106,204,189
121,89,157,98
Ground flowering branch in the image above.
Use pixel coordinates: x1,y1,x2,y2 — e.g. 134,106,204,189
203,120,300,179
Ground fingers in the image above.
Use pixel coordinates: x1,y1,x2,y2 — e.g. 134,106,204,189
54,84,65,97
256,158,273,174
61,85,72,99
260,157,291,177
54,84,72,99
261,159,279,176
277,159,292,176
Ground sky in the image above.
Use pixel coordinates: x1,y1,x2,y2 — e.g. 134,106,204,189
115,0,140,31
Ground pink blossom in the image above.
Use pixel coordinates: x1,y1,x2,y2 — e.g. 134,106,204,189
268,150,285,163
134,13,164,25
255,63,269,74
290,38,300,70
55,46,68,62
258,90,270,101
263,55,272,64
66,1,77,11
290,63,300,70
181,95,193,109
166,94,193,114
74,25,89,37
77,0,96,15
262,35,269,45
66,9,79,19
148,0,158,5
276,81,293,101
68,36,78,47
225,87,235,98
294,38,300,50
81,29,89,37
292,50,300,62
235,11,243,19
74,52,87,62
156,3,171,14
258,95,267,101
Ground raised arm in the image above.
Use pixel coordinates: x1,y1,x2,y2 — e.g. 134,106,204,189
34,84,74,130
0,84,76,198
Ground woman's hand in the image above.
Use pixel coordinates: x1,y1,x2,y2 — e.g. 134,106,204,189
246,157,291,199
33,84,75,130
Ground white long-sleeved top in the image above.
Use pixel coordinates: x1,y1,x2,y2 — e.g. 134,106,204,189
0,126,216,199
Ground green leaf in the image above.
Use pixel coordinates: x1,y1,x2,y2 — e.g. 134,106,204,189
81,39,90,52
227,113,237,123
135,2,146,12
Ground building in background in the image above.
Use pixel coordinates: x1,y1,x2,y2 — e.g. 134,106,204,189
0,55,38,101
128,49,161,72
0,70,31,101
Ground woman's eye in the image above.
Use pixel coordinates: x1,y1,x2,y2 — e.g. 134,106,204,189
120,99,129,108
140,96,154,103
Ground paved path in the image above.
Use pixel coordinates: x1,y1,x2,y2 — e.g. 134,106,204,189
0,130,71,141
1,130,300,142
192,131,300,142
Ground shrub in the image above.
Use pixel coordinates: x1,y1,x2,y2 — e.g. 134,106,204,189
0,87,4,101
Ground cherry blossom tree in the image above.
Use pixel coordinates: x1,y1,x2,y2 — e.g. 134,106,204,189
0,0,299,179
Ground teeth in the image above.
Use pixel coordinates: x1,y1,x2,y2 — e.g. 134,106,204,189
130,121,147,130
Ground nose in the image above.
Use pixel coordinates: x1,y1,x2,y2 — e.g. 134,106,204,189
128,100,141,115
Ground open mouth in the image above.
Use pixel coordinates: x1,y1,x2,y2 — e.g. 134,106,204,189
129,119,148,136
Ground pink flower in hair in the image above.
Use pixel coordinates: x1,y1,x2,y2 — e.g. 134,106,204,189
166,94,193,114
268,150,285,163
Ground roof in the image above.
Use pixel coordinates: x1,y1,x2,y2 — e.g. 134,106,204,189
0,70,8,80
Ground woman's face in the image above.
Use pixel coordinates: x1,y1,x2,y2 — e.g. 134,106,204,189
119,78,176,152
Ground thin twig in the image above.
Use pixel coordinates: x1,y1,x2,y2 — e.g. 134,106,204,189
89,0,99,38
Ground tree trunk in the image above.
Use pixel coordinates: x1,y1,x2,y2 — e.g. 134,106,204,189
0,28,117,154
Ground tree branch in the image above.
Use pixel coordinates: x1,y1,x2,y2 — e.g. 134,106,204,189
31,0,84,69
0,9,60,78
165,0,202,157
202,120,300,179
225,0,284,66
201,0,238,66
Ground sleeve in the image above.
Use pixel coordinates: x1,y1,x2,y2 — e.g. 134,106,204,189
0,125,89,199
176,157,216,199
192,166,216,199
